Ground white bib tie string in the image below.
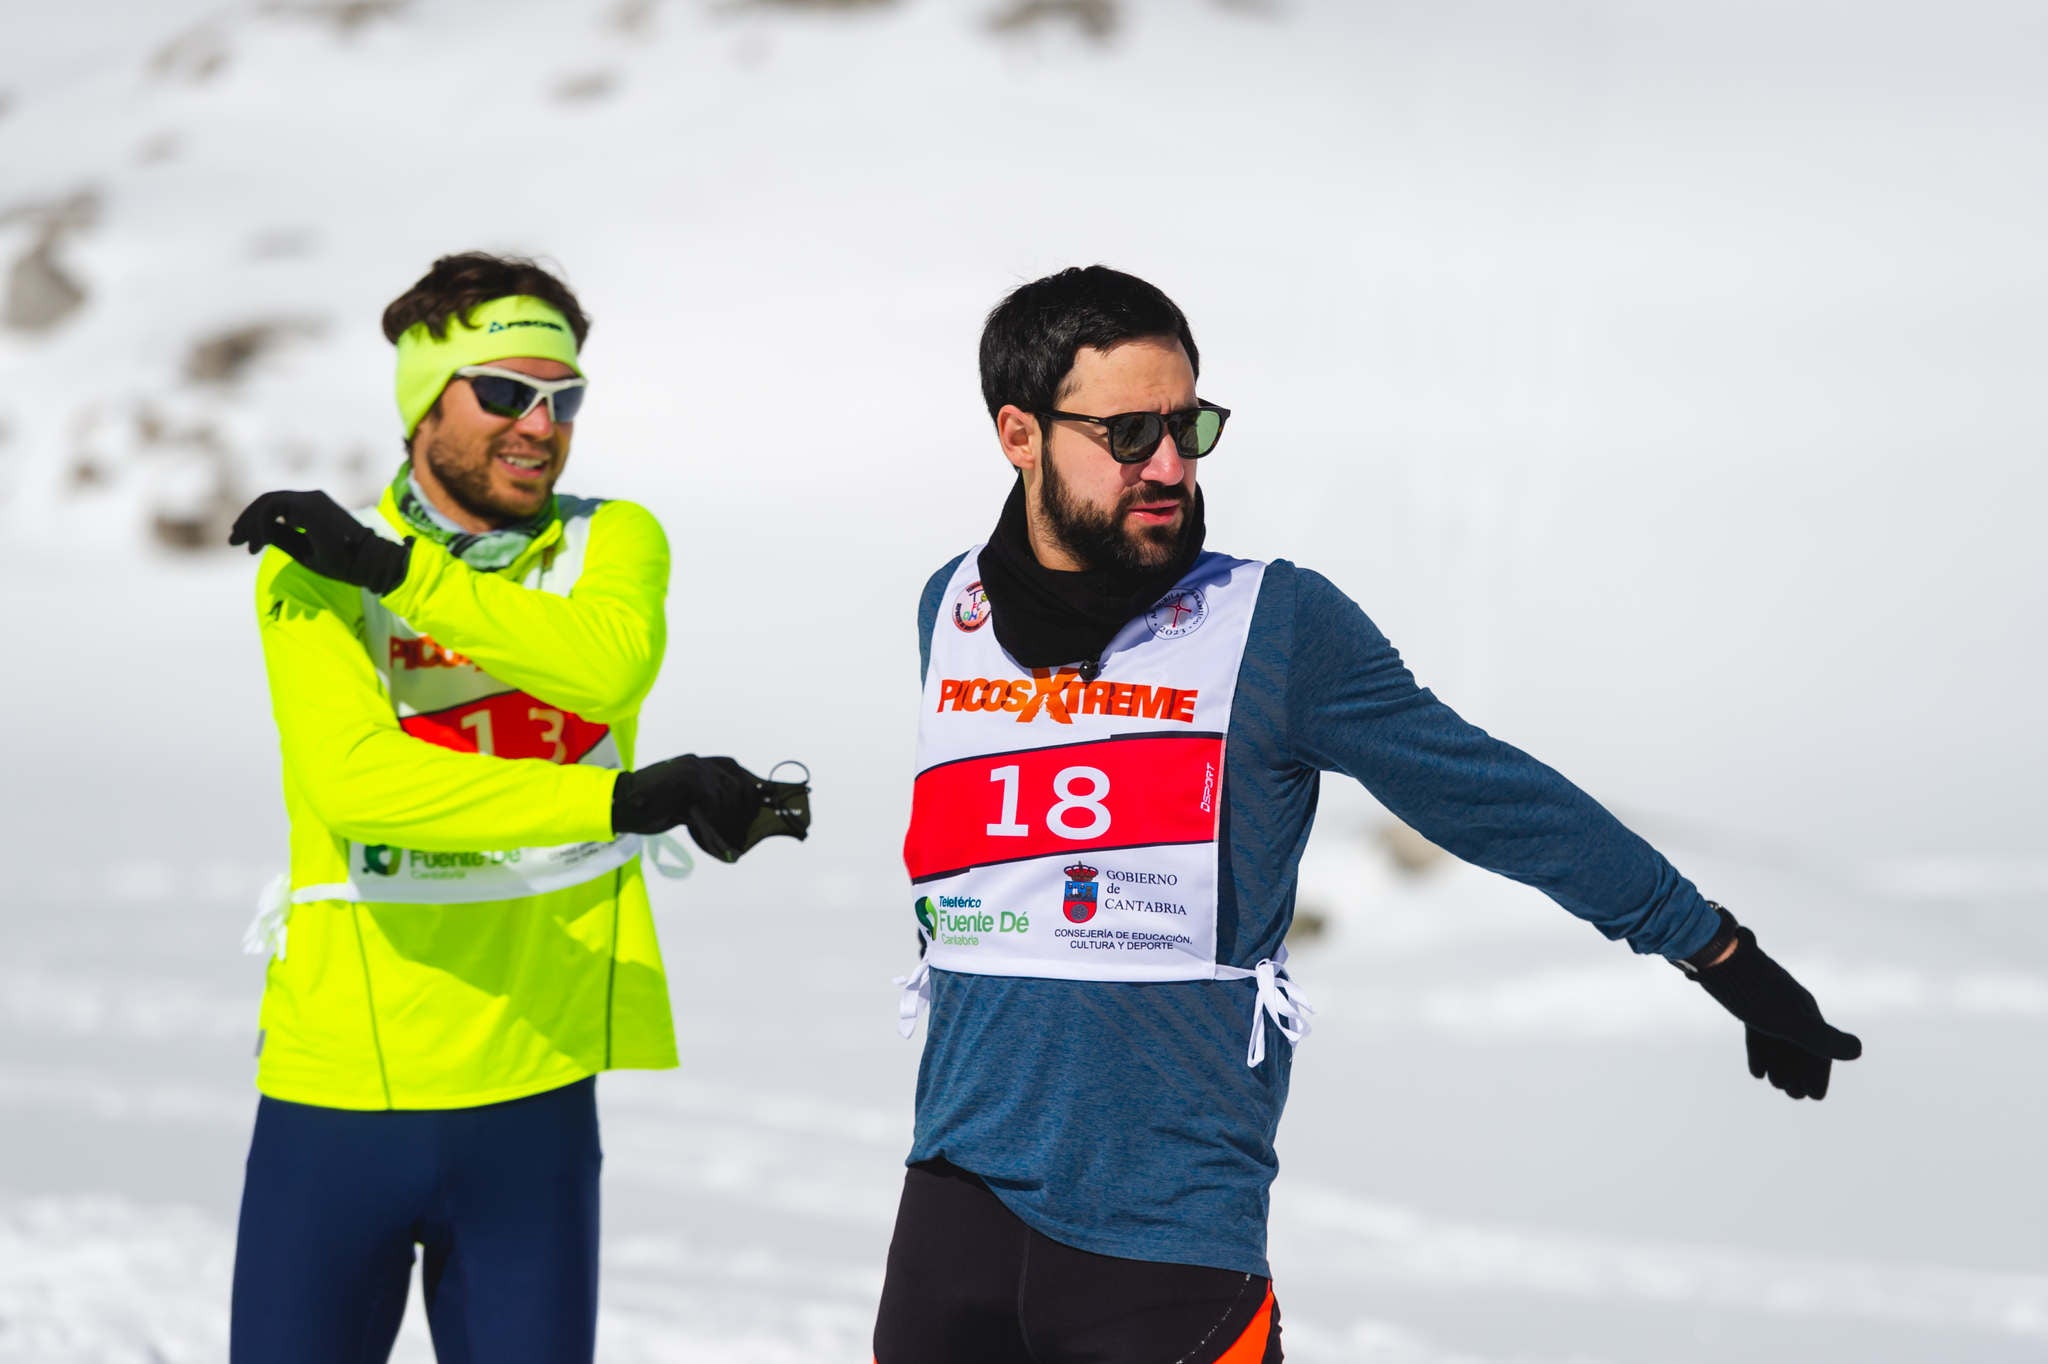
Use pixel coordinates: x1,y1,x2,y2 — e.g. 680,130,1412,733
894,946,934,1040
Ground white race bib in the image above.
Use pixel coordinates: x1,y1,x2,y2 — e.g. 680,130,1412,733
904,550,1263,981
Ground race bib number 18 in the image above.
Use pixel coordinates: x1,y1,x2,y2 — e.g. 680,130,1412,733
903,733,1223,883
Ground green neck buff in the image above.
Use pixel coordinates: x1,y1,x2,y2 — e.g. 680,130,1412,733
392,466,556,572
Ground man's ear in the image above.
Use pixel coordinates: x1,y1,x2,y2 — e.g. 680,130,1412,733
406,396,443,458
995,405,1039,476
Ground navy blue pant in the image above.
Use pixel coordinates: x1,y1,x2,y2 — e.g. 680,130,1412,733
231,1078,602,1364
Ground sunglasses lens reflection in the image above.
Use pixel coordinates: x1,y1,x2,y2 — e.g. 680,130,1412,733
466,376,585,424
1101,410,1226,462
1109,413,1166,461
468,376,538,419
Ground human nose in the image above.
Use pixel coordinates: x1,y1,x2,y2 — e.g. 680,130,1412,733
513,397,557,438
1135,429,1186,485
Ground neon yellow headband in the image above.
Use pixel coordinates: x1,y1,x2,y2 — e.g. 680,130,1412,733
394,294,582,437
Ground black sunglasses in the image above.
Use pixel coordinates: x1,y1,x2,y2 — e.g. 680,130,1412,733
1038,403,1231,464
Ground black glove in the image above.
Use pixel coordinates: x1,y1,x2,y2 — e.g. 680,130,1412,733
229,490,412,595
611,755,811,863
1682,906,1862,1100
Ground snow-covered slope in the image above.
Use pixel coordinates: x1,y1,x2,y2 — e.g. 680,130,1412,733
2,2,2044,1360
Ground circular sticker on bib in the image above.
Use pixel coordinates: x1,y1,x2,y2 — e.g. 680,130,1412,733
1146,587,1207,639
953,580,991,631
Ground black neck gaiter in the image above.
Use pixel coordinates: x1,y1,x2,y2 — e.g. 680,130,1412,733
976,479,1207,671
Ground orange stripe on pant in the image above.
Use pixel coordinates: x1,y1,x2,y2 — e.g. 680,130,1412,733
1215,1283,1278,1364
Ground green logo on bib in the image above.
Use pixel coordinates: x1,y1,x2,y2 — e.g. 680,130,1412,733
914,896,937,937
363,845,402,877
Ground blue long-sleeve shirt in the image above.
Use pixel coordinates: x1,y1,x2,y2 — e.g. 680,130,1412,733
907,555,1719,1276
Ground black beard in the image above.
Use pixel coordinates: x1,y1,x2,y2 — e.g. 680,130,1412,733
417,428,556,527
1038,446,1194,575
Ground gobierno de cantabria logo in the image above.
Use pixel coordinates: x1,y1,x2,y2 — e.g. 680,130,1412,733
1061,863,1099,924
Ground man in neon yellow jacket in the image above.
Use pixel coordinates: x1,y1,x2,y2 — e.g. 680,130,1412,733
224,252,809,1364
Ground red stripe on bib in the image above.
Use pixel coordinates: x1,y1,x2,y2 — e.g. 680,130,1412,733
400,691,609,765
904,732,1224,883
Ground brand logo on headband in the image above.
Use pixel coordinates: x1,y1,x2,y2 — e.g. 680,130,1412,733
485,319,565,334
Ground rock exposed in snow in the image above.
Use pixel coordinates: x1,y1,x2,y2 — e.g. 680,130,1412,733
988,0,1121,41
2,188,100,335
182,317,327,387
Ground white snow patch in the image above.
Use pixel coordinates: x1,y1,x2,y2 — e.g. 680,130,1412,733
0,1196,884,1364
0,968,250,1043
0,1065,249,1128
1346,960,2048,1041
1283,1184,2048,1341
0,1197,234,1364
1874,858,2048,902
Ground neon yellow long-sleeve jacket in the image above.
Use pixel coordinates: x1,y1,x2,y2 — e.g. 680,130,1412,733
252,487,679,1109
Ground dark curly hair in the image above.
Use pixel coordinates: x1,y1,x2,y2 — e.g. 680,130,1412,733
381,252,591,347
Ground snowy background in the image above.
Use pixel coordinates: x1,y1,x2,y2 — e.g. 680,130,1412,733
3,1,2045,1360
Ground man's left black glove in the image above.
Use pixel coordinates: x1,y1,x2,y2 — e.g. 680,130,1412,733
229,490,412,595
1681,905,1863,1100
612,754,811,863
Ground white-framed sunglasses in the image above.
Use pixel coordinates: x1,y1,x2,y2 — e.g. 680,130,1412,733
454,365,588,424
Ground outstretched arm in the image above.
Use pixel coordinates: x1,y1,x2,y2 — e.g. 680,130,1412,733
1282,566,1860,1097
1284,566,1718,958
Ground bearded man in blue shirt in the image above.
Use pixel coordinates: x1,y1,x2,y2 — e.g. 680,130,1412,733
873,265,1861,1364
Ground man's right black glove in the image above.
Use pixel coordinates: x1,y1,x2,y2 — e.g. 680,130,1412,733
229,489,412,594
611,755,811,863
1681,905,1862,1100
